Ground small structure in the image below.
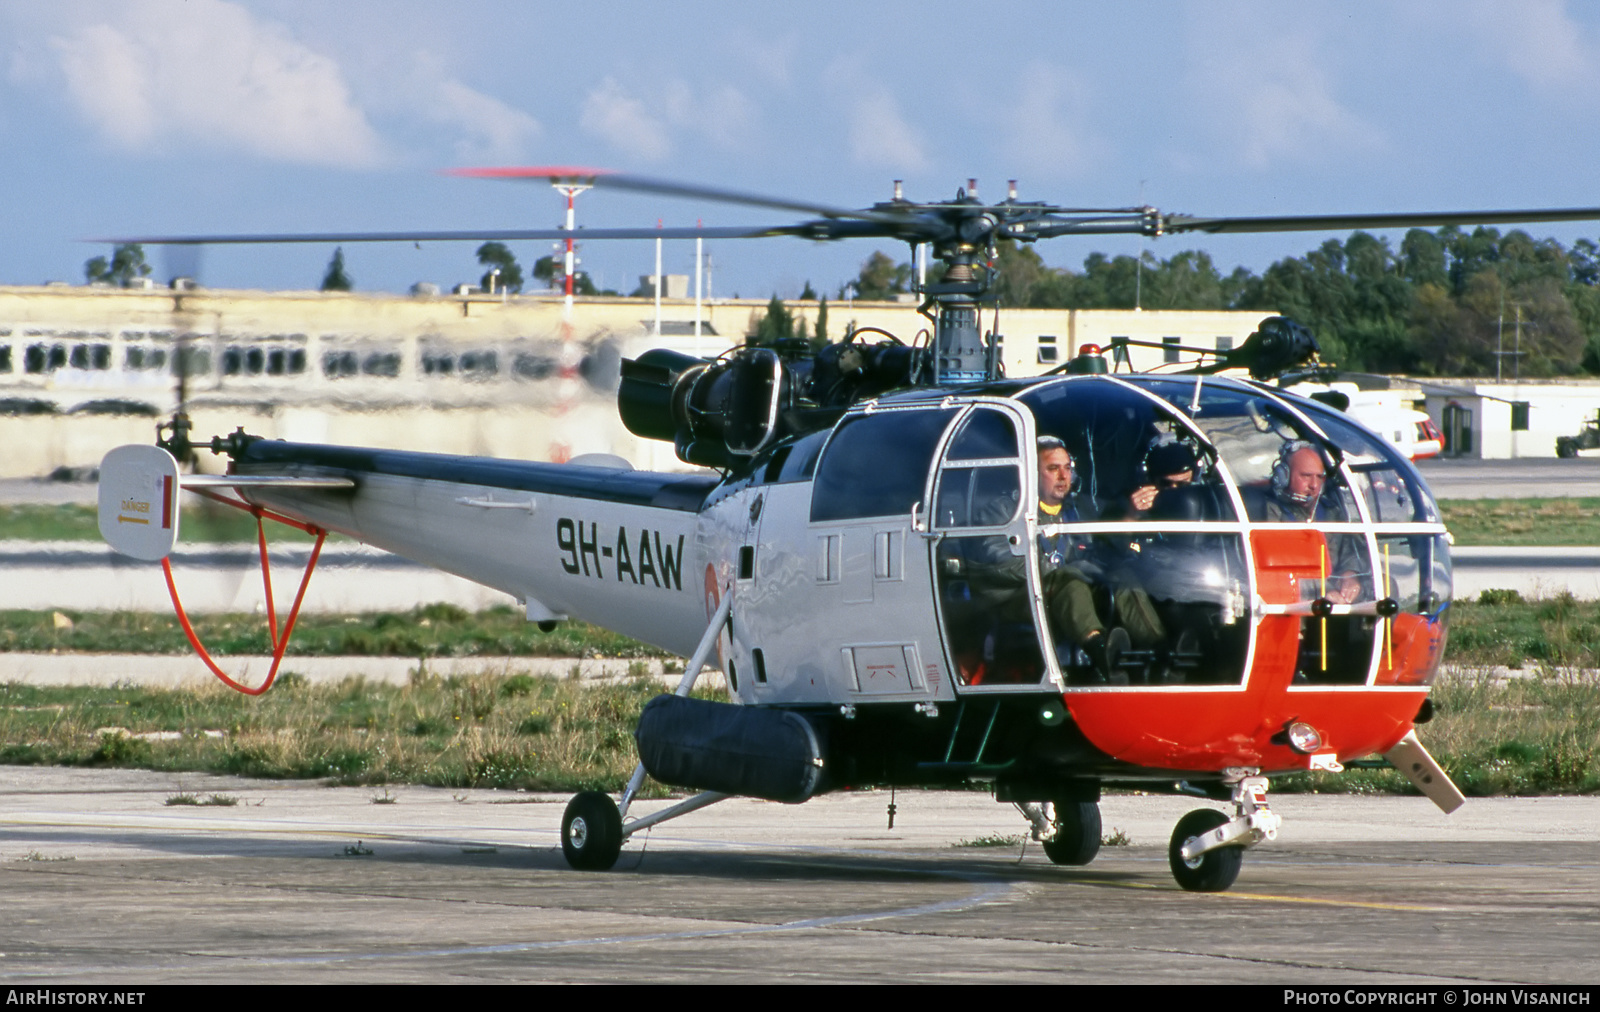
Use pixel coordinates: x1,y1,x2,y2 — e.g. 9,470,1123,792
1419,380,1600,459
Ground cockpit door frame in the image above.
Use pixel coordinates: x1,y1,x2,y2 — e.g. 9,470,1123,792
925,398,1063,695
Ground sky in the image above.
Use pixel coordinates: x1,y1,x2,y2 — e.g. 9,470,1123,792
5,0,1600,300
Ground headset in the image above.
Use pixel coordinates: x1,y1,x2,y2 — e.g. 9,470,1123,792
1271,438,1326,505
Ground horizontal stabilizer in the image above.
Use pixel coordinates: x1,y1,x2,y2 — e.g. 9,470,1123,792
1382,730,1466,814
98,445,356,560
181,475,355,489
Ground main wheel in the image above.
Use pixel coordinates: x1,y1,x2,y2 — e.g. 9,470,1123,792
1168,808,1242,892
562,791,622,871
1558,439,1578,459
1041,800,1102,866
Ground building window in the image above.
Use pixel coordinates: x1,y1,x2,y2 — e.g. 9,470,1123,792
0,345,10,373
174,346,211,377
458,350,498,377
1037,335,1058,365
514,353,555,379
323,350,359,378
1163,336,1181,363
362,351,401,377
1511,402,1530,431
1216,336,1233,352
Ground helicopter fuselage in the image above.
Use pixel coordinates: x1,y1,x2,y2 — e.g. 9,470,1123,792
229,370,1450,799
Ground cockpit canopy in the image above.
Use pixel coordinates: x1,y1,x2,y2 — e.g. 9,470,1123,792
796,374,1450,692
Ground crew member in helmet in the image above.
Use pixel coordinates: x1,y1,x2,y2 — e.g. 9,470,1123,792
1117,439,1199,519
1255,439,1365,604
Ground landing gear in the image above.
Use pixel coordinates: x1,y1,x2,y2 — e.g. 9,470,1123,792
1042,801,1102,865
1166,771,1280,892
562,791,622,870
1018,800,1102,866
1168,808,1241,891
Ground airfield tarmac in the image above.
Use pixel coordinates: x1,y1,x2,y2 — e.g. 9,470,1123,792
1,767,1595,984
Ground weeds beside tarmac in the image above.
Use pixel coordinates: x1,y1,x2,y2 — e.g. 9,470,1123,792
0,595,1595,797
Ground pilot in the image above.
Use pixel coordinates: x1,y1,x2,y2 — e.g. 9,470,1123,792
1260,440,1332,523
1031,437,1164,678
1258,439,1364,604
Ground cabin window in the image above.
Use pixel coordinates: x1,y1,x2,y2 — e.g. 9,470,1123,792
945,407,1018,460
810,408,957,522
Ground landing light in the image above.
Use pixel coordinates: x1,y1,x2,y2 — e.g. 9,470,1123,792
1285,721,1323,755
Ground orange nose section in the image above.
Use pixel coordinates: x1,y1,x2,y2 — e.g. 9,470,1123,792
1062,527,1427,773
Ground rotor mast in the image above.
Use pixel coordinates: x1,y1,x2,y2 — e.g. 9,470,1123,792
918,178,1004,386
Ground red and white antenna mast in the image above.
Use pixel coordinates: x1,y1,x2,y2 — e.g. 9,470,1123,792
551,177,593,331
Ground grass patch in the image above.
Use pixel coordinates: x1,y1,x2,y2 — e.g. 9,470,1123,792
165,793,238,807
1438,497,1600,546
0,605,669,659
3,497,1587,548
0,501,347,544
1101,828,1131,847
0,668,1590,796
954,834,1022,848
0,672,725,794
1273,671,1600,797
1446,593,1600,670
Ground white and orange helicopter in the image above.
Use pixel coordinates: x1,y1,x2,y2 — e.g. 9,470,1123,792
95,172,1600,890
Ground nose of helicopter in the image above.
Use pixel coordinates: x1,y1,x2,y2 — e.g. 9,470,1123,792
1018,374,1450,775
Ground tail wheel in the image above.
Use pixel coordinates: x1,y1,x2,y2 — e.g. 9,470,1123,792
562,791,623,871
1168,808,1242,892
1041,800,1102,866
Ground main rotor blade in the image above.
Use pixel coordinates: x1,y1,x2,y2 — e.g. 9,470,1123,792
449,166,908,225
93,225,813,245
1160,206,1600,235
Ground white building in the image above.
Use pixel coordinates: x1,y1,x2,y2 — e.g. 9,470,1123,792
0,284,1278,476
1420,380,1600,459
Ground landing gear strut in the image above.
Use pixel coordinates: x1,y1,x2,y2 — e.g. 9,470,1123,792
1168,770,1280,892
558,589,734,872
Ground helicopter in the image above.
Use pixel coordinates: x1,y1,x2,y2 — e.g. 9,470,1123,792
93,171,1600,891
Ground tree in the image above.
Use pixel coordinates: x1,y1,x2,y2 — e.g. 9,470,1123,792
530,253,609,294
476,242,524,294
84,244,151,287
814,296,828,346
851,251,911,300
800,280,818,300
754,295,797,344
321,248,352,291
